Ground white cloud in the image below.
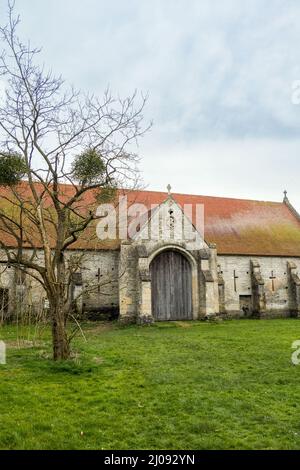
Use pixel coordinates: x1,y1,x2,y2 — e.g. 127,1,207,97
140,138,300,212
0,0,299,207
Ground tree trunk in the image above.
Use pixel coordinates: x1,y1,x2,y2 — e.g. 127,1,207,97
50,296,70,361
50,244,71,361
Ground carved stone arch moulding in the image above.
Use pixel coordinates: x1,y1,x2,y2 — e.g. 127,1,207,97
136,242,200,323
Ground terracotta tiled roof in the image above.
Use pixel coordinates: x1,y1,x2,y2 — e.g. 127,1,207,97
127,190,300,257
0,182,299,257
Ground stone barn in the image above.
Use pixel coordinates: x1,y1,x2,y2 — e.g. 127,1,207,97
0,183,300,322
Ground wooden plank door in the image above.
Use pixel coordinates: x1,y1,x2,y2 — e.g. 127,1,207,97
150,250,192,321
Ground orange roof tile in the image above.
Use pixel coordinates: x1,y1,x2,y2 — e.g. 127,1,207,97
0,182,299,257
123,190,300,257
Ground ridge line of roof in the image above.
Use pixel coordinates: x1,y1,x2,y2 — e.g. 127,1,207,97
14,180,287,206
121,188,284,205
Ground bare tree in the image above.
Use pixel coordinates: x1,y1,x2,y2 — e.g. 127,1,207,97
0,1,149,360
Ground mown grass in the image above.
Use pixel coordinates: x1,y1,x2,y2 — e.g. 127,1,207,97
1,319,300,450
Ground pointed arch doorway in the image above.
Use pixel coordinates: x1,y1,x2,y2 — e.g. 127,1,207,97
150,250,193,321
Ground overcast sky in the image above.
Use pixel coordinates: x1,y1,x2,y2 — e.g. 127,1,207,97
1,0,300,209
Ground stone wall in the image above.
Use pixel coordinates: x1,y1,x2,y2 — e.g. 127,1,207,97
118,242,139,323
118,238,219,323
0,250,47,319
0,248,120,320
1,246,300,322
218,255,300,317
80,250,119,314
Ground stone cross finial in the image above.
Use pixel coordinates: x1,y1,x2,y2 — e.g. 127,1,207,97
167,184,172,195
283,190,288,202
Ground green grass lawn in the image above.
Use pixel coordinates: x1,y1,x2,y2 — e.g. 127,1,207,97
1,319,300,450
